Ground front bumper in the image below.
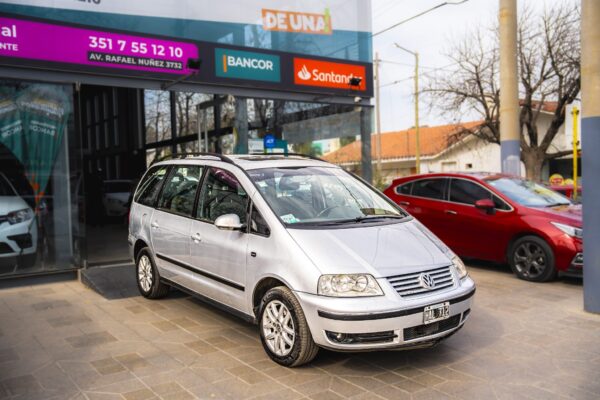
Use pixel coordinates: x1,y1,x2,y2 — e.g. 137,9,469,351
0,219,38,258
296,277,475,351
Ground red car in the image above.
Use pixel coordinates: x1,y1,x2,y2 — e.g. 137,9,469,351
384,173,583,282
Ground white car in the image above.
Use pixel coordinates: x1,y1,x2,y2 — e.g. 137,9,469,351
103,180,132,217
0,173,38,267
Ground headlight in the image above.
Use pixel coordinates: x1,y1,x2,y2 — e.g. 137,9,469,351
551,222,582,239
7,208,34,225
452,255,468,279
318,274,384,297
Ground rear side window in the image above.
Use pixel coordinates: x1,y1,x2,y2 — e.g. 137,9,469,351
134,166,169,207
158,166,203,217
196,168,249,224
395,182,412,195
412,179,447,200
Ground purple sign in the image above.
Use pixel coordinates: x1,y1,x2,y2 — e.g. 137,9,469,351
0,17,199,75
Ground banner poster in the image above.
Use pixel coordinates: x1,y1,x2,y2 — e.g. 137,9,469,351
7,85,71,205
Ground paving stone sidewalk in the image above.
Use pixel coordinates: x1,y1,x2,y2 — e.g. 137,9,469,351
0,264,599,400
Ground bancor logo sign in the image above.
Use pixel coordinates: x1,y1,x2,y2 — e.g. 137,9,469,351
262,8,332,35
215,48,280,82
294,58,366,91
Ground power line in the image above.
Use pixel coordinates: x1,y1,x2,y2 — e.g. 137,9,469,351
372,0,470,37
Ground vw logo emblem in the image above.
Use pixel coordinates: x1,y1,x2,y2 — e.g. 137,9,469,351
418,273,436,289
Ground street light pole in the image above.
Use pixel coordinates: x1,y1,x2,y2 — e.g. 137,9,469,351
395,44,421,174
374,52,382,180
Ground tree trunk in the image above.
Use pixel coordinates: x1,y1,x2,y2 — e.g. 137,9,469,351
521,148,545,181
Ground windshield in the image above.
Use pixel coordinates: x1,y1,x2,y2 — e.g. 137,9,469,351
248,167,407,226
487,177,571,207
0,174,17,197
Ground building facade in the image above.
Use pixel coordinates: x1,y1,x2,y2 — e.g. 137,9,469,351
0,1,374,278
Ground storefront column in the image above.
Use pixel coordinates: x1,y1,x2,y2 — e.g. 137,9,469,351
52,126,73,266
234,97,248,154
360,107,373,183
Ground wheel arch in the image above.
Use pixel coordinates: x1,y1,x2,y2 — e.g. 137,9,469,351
133,239,149,262
252,276,288,318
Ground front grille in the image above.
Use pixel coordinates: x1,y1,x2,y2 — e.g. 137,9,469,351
387,265,455,298
404,315,461,341
0,242,13,254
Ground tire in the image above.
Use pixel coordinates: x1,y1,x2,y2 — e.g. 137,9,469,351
136,248,170,299
258,286,319,367
508,235,556,282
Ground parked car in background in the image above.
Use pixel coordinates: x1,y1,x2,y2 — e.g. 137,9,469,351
550,184,582,203
384,172,583,282
129,154,475,367
103,180,133,217
0,172,38,268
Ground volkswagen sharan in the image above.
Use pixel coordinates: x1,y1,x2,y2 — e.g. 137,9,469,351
128,154,475,367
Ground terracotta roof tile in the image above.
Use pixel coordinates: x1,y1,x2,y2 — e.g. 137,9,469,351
323,121,482,164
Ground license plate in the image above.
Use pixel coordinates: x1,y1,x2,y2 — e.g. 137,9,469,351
423,302,450,324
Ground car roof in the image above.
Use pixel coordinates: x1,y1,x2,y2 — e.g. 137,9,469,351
153,153,337,171
393,171,519,183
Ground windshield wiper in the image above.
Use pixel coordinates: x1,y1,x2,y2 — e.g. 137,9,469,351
545,202,570,207
354,215,406,222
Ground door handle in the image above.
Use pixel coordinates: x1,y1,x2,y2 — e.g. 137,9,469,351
445,210,458,215
151,221,159,229
191,233,202,243
399,201,410,206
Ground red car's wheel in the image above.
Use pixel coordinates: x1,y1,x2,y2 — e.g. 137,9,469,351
508,236,556,282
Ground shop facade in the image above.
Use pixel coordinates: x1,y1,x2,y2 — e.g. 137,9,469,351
0,1,374,277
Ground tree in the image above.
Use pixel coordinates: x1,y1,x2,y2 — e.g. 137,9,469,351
425,3,580,180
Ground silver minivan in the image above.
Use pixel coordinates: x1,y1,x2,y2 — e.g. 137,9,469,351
128,154,475,367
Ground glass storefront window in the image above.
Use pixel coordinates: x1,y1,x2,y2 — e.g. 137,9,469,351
144,90,172,143
0,80,80,277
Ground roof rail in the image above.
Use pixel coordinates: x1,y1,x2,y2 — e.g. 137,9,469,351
156,152,235,164
247,152,326,162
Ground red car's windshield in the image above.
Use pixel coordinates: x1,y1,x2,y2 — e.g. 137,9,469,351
487,177,571,207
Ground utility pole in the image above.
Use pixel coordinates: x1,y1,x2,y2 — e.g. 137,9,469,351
499,0,521,176
571,105,579,201
414,52,420,174
395,44,421,174
374,52,382,180
582,0,600,314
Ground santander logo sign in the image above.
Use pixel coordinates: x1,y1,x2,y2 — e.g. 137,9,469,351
294,58,367,91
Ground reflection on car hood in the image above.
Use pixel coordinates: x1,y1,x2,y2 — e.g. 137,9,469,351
531,204,582,226
0,196,30,216
287,219,452,278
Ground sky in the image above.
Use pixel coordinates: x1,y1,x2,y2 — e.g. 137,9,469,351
371,0,578,133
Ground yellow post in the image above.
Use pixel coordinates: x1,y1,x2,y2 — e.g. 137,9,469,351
572,105,579,200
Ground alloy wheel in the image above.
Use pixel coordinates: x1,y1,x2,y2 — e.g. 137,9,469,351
262,300,296,357
138,255,153,292
513,242,547,279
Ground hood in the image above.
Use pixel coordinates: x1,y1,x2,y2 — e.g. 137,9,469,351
287,219,452,278
529,204,582,227
0,196,30,216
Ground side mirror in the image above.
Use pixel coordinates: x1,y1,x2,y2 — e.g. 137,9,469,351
475,199,495,214
214,214,245,231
